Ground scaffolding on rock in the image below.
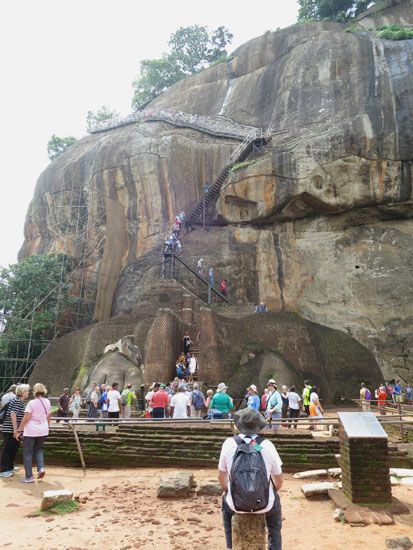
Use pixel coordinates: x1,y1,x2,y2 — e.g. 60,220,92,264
0,181,106,393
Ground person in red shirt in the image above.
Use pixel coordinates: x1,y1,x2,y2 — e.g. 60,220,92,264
150,384,169,418
377,386,387,415
261,388,269,412
220,279,227,296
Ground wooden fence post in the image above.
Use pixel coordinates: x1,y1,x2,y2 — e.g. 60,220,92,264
232,514,266,549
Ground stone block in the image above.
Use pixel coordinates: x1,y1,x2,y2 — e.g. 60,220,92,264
157,472,195,498
328,468,342,478
385,537,413,549
232,513,266,549
390,468,413,479
196,479,222,496
293,469,328,480
301,482,336,497
41,490,74,511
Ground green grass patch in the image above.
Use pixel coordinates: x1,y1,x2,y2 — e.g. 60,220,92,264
377,25,413,40
27,500,78,518
49,500,78,515
209,55,234,68
230,159,256,173
344,25,358,33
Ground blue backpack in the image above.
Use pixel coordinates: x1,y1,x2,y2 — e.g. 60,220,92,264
192,390,204,410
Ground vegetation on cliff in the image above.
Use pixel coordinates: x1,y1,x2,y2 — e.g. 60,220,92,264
131,25,233,109
47,134,76,161
0,254,72,364
298,0,373,21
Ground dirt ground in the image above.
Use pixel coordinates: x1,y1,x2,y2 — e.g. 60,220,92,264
0,467,412,550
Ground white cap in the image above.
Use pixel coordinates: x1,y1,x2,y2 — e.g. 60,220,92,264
247,384,258,393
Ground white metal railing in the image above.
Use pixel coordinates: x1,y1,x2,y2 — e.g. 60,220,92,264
89,108,262,142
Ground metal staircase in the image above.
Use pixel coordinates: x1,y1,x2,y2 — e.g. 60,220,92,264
163,252,229,304
185,130,264,227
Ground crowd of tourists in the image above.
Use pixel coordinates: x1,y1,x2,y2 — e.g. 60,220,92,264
359,379,412,414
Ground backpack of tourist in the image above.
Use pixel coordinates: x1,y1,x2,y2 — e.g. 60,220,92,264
121,389,130,406
192,389,204,411
0,400,12,424
364,388,371,401
229,435,270,512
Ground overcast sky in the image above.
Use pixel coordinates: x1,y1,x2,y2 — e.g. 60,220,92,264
0,0,299,268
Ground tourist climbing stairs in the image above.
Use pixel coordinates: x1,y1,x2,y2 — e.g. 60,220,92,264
185,131,262,227
164,252,229,305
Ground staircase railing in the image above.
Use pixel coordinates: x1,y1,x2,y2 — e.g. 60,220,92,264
163,252,230,304
185,129,260,226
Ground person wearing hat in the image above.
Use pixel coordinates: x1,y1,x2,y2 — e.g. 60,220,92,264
266,380,283,430
210,383,233,419
218,408,283,549
246,384,260,411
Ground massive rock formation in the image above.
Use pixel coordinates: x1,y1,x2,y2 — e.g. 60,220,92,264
23,1,413,396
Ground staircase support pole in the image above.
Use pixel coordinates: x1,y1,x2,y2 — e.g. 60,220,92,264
208,285,211,305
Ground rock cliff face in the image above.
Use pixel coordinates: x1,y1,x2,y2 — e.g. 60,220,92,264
23,1,413,393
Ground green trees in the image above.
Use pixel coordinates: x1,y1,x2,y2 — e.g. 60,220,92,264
132,25,233,109
0,255,72,365
86,105,120,132
47,134,77,161
297,0,373,21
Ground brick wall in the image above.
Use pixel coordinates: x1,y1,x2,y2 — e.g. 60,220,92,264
198,307,223,383
339,423,392,505
144,308,182,384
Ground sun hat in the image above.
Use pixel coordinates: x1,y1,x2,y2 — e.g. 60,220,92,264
233,408,267,435
267,379,277,387
217,382,228,392
247,384,258,393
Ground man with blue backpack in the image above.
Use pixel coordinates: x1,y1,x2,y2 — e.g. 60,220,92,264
218,407,283,550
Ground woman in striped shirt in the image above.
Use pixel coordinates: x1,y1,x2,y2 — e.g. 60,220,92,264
0,384,30,477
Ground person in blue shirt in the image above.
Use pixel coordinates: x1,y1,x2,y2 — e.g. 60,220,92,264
393,380,402,403
246,385,260,410
266,379,283,430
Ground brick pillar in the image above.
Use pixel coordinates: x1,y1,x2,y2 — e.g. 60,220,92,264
144,308,181,384
198,307,223,383
182,294,194,332
339,420,392,506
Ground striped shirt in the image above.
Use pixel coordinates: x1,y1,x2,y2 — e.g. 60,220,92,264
2,397,25,433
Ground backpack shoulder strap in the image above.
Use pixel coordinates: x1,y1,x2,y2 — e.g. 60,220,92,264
255,435,265,445
233,435,244,446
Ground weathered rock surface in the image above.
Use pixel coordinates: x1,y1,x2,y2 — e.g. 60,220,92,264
157,472,195,498
23,1,413,387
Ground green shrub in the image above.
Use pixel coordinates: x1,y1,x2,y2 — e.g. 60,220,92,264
230,160,256,173
377,25,413,40
344,25,358,33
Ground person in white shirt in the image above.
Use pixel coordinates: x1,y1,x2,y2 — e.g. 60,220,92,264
107,382,121,419
218,408,283,550
188,354,197,383
287,386,301,429
145,385,154,417
170,386,191,418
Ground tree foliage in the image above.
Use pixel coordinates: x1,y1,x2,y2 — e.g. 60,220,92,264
86,105,120,132
0,255,73,362
297,0,373,21
47,134,76,161
132,25,233,109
